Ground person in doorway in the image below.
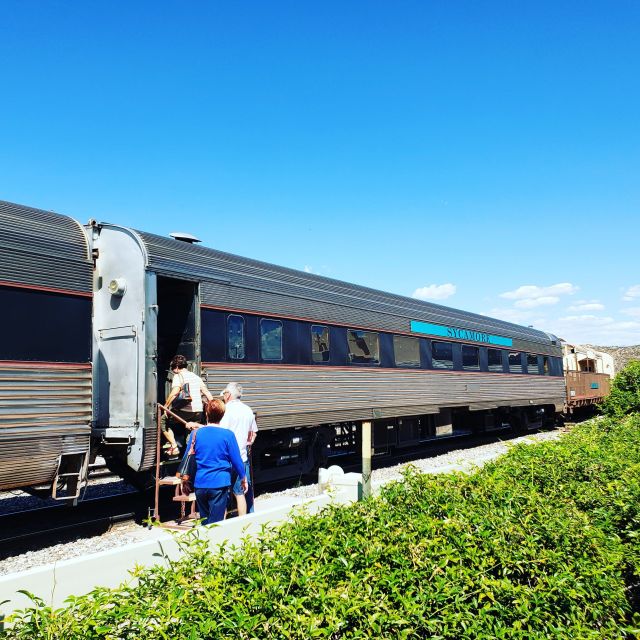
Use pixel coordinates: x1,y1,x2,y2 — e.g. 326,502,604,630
183,398,247,524
161,355,213,457
220,382,258,515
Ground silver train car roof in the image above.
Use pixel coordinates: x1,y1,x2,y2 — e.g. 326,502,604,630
133,227,558,349
0,199,560,350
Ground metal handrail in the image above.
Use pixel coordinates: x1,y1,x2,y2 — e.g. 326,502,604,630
153,403,188,524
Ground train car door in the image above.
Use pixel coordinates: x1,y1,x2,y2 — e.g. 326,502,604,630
91,223,152,473
155,276,201,407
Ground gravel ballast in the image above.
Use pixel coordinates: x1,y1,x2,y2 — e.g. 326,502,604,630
0,429,563,577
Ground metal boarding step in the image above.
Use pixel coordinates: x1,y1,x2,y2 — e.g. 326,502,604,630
51,451,89,501
158,476,199,524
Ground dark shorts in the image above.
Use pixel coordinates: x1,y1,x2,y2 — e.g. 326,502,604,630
195,487,230,525
161,409,203,447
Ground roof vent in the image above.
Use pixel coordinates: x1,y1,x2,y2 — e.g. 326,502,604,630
170,232,201,244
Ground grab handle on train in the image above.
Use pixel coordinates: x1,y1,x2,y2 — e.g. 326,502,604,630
157,403,188,424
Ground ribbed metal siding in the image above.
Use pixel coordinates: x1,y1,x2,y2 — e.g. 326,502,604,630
0,200,92,293
138,231,557,352
202,364,566,429
142,423,159,469
0,363,92,490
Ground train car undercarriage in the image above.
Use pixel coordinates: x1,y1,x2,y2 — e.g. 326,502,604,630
249,404,558,484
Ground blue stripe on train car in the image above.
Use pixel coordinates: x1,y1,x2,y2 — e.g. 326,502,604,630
410,320,513,348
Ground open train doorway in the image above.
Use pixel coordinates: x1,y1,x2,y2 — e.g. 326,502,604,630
156,276,200,406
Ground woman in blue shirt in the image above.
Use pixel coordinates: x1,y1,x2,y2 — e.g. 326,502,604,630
184,398,247,524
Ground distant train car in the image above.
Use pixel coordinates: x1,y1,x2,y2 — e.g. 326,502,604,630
0,200,566,496
562,342,614,413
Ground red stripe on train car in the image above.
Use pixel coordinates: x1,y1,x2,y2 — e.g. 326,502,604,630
201,361,557,379
0,361,92,369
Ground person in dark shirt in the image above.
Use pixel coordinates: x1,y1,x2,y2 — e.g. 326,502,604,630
184,398,247,524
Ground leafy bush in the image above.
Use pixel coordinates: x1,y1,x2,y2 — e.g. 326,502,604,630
603,360,640,417
3,415,640,639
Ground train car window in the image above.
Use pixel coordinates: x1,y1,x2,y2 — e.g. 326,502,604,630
201,309,226,362
487,348,503,372
554,356,564,376
311,325,330,363
527,353,540,374
0,286,92,362
543,356,550,375
432,341,454,369
393,335,420,367
260,318,283,361
227,314,245,360
461,345,480,370
508,351,523,373
347,330,380,364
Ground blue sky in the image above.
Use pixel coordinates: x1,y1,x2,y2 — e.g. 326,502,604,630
1,1,638,345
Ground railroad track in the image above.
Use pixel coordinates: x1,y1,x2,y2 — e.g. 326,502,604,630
368,424,565,469
0,491,157,561
251,423,546,494
1,423,567,560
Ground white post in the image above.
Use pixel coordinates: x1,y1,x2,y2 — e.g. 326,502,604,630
362,420,372,498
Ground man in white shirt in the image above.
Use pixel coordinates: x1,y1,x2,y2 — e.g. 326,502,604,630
220,382,258,515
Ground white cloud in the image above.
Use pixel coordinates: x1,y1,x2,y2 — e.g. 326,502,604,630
623,285,640,301
544,314,640,346
493,282,578,322
480,283,638,344
303,265,314,274
514,296,559,309
481,307,545,326
478,302,638,345
617,321,640,330
412,283,457,301
557,314,615,326
567,300,605,312
500,282,579,301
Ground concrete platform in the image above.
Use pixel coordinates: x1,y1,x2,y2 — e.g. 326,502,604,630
0,472,362,620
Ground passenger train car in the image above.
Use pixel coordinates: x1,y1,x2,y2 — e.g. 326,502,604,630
0,200,566,497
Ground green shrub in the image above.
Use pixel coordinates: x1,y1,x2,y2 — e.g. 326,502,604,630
3,415,640,639
603,360,640,417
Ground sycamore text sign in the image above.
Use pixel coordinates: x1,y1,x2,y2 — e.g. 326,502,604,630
410,320,513,347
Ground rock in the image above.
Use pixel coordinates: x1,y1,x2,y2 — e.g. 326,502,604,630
586,344,640,373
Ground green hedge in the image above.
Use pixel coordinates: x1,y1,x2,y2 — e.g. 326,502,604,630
603,360,640,418
3,415,640,639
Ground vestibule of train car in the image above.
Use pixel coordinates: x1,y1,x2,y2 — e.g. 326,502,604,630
155,276,200,405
